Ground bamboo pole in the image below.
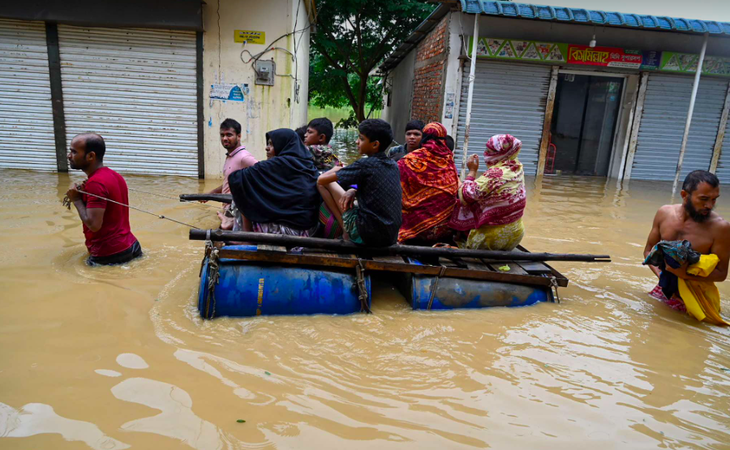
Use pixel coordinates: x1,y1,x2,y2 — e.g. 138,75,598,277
180,193,232,203
672,32,709,194
189,229,611,263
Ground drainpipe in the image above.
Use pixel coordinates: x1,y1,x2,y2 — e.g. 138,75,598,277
672,32,709,194
461,13,480,179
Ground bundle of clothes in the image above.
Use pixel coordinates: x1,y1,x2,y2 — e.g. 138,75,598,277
644,240,728,326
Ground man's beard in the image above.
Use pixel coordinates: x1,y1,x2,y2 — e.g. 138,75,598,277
684,200,712,223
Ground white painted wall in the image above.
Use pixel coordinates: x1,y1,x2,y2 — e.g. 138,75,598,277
202,0,310,178
382,49,417,145
441,11,464,137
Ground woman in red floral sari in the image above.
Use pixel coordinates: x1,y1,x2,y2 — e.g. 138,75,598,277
397,122,459,244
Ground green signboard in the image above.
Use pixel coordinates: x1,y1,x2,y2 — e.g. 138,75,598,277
660,52,730,77
470,38,568,63
469,37,730,77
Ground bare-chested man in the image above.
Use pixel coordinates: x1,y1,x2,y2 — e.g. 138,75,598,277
644,170,730,308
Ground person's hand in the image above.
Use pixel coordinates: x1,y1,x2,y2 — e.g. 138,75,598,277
664,263,688,279
339,189,357,212
466,154,479,172
66,183,83,203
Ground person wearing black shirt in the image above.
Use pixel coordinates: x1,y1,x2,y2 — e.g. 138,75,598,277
317,119,402,246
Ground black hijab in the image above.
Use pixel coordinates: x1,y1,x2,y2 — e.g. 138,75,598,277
228,128,320,229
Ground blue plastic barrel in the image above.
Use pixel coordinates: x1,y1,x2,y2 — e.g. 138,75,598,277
399,273,551,310
198,245,371,318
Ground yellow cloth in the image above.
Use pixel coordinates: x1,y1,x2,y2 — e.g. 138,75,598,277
461,218,525,251
678,254,729,326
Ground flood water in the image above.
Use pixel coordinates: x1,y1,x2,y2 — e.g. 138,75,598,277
1,169,729,449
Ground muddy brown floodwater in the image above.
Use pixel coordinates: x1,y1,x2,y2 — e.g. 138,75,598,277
1,168,729,449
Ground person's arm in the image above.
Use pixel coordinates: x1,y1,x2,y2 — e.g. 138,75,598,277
317,165,342,185
666,221,730,283
66,184,105,232
208,185,223,194
643,208,665,279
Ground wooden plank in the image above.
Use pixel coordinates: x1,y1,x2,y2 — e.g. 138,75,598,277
515,261,553,273
623,72,649,182
462,257,489,271
217,249,554,287
488,262,528,275
536,65,559,176
710,81,730,173
371,255,406,263
258,244,287,253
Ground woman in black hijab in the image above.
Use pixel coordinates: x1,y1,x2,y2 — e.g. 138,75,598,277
228,128,320,236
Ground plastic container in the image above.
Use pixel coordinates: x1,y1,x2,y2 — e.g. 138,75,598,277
198,245,371,318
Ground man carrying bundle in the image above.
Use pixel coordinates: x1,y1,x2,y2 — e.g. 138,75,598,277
65,133,142,266
643,170,730,325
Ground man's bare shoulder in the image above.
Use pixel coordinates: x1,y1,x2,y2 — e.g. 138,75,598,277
710,213,730,239
655,204,678,221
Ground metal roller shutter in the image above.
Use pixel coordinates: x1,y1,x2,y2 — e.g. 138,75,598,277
631,73,726,181
0,19,57,171
455,60,551,175
717,118,730,184
58,26,198,177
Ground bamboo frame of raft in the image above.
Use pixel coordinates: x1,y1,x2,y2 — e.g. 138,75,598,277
190,230,612,288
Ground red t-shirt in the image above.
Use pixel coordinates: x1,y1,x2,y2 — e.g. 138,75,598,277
82,167,137,257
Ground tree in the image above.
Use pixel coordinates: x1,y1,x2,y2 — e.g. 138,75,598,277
309,0,433,125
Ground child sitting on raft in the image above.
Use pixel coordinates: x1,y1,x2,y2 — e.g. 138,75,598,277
304,117,342,171
317,119,402,246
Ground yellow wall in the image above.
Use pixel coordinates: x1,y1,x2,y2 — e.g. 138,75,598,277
202,0,310,178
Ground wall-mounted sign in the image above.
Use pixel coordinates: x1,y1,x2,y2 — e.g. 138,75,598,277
234,30,265,44
210,83,249,102
567,45,643,69
473,38,567,63
660,52,730,77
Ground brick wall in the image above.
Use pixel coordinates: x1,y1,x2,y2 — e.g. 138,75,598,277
411,14,449,123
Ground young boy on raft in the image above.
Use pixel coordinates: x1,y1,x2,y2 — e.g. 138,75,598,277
304,117,341,171
317,119,402,246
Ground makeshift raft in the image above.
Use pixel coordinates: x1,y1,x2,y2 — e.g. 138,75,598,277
189,229,601,319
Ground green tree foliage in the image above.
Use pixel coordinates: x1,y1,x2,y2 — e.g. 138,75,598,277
309,0,433,126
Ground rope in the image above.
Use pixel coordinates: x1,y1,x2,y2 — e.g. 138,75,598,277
356,259,371,314
68,188,200,229
427,266,448,311
127,187,221,211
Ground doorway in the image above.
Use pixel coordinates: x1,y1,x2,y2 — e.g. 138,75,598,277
547,73,624,176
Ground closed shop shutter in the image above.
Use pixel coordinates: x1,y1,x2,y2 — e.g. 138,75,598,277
456,60,551,175
716,117,730,184
0,19,57,171
631,73,726,181
58,26,198,177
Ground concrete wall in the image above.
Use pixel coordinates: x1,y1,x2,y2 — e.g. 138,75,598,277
202,0,310,179
382,50,416,145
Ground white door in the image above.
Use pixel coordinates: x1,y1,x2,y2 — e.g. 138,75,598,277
58,26,199,177
0,19,57,171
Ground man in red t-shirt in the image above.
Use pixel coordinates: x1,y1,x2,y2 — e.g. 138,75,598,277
65,133,142,265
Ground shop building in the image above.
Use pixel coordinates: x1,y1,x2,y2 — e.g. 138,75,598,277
0,0,313,178
381,1,730,183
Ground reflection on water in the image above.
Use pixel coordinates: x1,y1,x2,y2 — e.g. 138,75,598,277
0,169,729,449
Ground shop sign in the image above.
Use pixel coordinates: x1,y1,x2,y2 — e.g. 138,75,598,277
471,38,660,70
567,45,643,69
472,38,568,63
210,83,249,102
660,52,730,77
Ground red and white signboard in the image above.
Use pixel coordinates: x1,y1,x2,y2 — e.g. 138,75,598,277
567,45,643,69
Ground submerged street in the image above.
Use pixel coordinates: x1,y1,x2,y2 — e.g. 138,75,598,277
0,168,728,449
